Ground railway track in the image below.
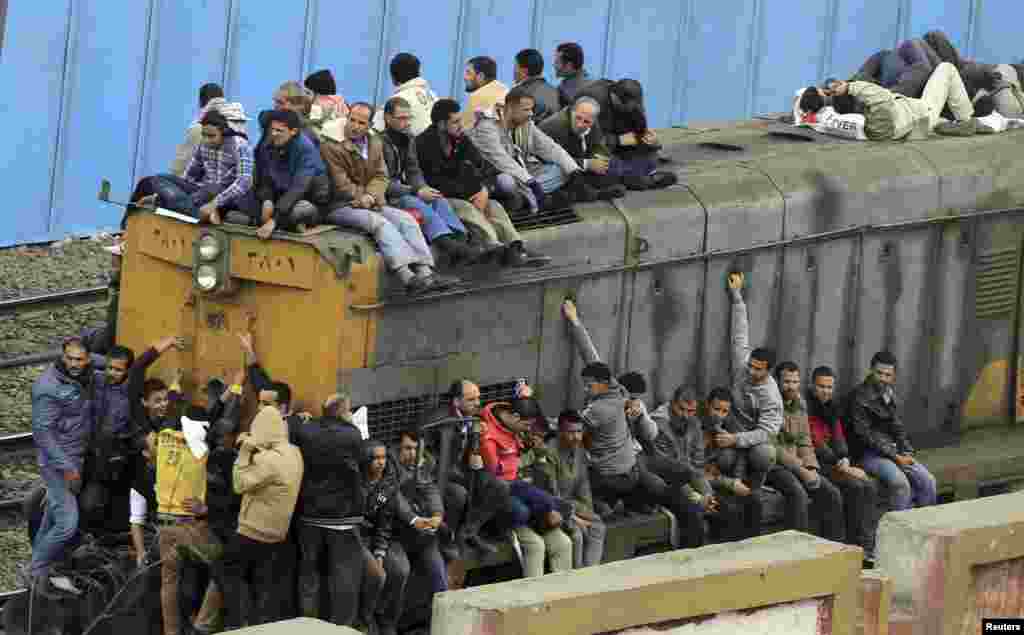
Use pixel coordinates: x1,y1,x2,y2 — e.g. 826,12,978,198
0,433,34,515
0,286,109,371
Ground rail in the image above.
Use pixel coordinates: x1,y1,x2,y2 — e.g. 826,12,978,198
0,286,109,371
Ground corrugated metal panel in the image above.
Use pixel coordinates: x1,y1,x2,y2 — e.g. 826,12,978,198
975,247,1019,320
2,0,1023,246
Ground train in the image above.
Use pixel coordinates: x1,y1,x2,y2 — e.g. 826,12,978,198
112,119,1024,454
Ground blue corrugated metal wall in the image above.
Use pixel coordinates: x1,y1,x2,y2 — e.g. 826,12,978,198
1,0,1020,247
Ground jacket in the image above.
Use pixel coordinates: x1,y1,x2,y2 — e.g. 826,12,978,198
253,130,329,216
32,362,94,472
184,136,254,210
729,288,784,448
805,389,850,471
292,415,365,522
703,414,749,492
468,114,580,185
361,451,401,558
539,106,611,167
847,80,931,141
205,445,242,543
558,69,591,108
543,440,595,515
393,452,444,525
372,78,438,137
777,397,819,472
515,76,561,123
575,79,643,154
845,378,914,462
648,403,709,497
567,318,636,477
463,79,509,130
416,124,488,200
380,127,428,203
423,403,479,483
479,402,524,482
319,132,389,207
233,407,304,543
171,98,249,176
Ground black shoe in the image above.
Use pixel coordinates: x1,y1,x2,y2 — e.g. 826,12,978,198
572,182,601,203
542,190,573,211
862,557,876,570
622,175,653,191
405,276,433,296
503,242,551,268
649,171,678,189
440,541,460,561
465,534,500,556
426,272,460,291
431,235,464,264
597,184,627,200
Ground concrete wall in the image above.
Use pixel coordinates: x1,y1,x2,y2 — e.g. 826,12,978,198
2,0,1024,246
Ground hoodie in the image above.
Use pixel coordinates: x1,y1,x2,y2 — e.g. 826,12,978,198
171,98,250,176
233,407,304,544
479,402,524,481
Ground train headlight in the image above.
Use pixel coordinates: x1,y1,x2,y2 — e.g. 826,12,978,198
197,233,222,262
195,265,219,291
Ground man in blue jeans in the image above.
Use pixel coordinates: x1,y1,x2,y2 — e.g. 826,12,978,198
846,351,937,511
29,337,94,597
379,96,485,267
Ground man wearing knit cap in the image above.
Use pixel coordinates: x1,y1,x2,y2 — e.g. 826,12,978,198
372,53,438,136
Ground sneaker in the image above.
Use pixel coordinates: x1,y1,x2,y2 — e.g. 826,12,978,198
49,575,82,596
975,118,998,135
502,242,551,268
934,118,977,136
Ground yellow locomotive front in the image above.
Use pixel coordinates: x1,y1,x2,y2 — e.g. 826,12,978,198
116,211,380,413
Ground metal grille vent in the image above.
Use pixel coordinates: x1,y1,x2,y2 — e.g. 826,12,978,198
510,206,581,232
364,380,519,444
975,247,1020,320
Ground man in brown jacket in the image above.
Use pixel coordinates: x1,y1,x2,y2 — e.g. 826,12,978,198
320,102,456,295
218,406,304,630
772,362,845,542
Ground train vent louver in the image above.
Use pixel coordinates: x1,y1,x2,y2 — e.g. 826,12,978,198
510,206,582,232
364,380,519,444
975,247,1020,320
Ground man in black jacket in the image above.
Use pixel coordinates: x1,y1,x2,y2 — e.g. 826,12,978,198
361,439,406,635
380,96,483,266
292,392,368,626
846,352,937,512
417,99,549,268
539,97,626,201
394,429,448,598
513,49,561,123
574,79,677,191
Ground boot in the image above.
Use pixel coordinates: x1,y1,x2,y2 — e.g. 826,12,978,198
597,184,627,200
649,171,678,189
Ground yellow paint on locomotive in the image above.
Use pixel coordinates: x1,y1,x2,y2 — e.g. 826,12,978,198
960,356,1024,428
116,212,379,414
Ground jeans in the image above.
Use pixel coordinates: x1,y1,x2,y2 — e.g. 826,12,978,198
159,519,221,635
394,194,466,242
590,464,706,548
861,452,937,511
30,466,79,578
766,466,846,541
444,469,512,539
399,532,447,602
218,533,283,630
493,163,567,211
831,469,879,559
709,490,762,542
513,525,573,577
297,524,369,625
377,542,410,631
133,174,225,217
571,516,606,568
447,199,521,246
323,205,434,271
640,454,695,487
607,155,657,178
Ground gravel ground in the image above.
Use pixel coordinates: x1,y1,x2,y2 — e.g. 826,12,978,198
0,235,118,301
0,525,31,592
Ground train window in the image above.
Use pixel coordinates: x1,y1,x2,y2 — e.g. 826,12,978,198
364,380,520,444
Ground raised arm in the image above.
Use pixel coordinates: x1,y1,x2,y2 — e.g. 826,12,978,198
562,299,602,364
728,273,751,377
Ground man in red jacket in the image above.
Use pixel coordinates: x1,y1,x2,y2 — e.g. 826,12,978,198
806,366,879,568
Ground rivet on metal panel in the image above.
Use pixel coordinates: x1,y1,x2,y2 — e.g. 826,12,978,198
805,253,817,272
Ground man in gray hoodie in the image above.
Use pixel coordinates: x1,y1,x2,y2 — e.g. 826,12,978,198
562,300,706,548
717,272,778,489
468,85,583,214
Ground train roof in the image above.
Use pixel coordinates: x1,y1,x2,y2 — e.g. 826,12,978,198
135,117,1024,292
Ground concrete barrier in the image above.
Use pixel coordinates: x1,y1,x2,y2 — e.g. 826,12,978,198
876,492,1024,635
231,618,360,635
432,531,862,635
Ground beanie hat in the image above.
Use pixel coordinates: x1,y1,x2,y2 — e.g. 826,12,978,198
305,69,337,96
617,371,647,396
581,362,612,383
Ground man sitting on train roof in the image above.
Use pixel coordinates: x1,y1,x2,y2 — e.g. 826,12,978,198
462,56,509,131
512,48,561,124
801,62,985,139
372,52,438,137
553,42,591,109
845,351,938,513
539,96,627,202
571,78,677,191
171,82,249,178
304,69,350,142
417,99,550,268
380,96,486,268
269,80,321,144
319,102,457,295
133,110,254,225
468,85,584,214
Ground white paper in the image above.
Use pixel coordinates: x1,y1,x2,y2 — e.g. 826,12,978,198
352,406,369,440
180,416,210,459
155,207,199,224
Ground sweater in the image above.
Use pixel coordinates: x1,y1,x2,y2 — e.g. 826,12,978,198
729,288,783,448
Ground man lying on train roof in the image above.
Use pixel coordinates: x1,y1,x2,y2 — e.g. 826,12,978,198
540,96,627,202
467,85,583,214
417,99,550,268
320,102,458,295
380,96,486,268
800,62,987,139
571,78,677,191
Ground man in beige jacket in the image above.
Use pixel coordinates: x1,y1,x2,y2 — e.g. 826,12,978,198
219,406,303,630
462,56,509,130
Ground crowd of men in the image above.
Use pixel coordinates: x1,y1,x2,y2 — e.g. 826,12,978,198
128,43,677,295
29,266,938,634
798,30,1024,138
